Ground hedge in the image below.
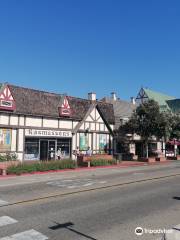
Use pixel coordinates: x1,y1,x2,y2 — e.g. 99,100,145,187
90,159,117,167
7,159,76,175
0,153,17,162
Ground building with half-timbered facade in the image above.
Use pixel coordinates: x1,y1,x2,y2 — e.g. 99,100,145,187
0,83,115,161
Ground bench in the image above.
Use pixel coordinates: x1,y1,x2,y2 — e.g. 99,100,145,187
77,154,113,167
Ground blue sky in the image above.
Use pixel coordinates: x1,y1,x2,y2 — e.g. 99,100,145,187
0,0,179,100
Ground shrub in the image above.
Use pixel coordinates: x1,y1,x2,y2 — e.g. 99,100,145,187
7,159,76,175
90,159,117,167
0,153,17,162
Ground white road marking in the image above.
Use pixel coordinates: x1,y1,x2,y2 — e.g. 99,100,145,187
56,185,67,187
0,229,48,240
62,179,73,182
67,185,78,189
46,178,107,189
0,200,9,206
133,172,145,175
83,183,94,186
99,181,107,184
0,216,18,227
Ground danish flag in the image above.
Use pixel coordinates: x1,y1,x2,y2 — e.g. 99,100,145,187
0,85,16,111
59,96,71,116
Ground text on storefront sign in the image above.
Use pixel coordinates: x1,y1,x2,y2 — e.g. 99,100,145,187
25,129,72,137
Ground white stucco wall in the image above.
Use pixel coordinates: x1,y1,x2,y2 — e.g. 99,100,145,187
96,123,99,131
90,108,96,120
93,133,96,151
0,114,9,125
90,122,95,131
17,152,23,161
10,115,18,125
88,134,92,148
43,118,58,128
96,134,99,150
19,116,25,126
104,125,108,132
60,120,72,129
76,133,80,147
11,129,17,151
100,123,105,131
96,109,100,120
73,121,79,128
79,123,84,130
26,117,42,127
85,122,90,130
17,129,24,152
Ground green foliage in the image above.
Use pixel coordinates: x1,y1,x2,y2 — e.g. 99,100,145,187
0,153,17,162
7,159,76,175
170,114,180,140
126,100,169,140
90,159,117,167
0,155,6,162
117,100,173,157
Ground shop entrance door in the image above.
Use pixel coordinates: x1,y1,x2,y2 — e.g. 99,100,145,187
40,140,48,161
40,140,56,161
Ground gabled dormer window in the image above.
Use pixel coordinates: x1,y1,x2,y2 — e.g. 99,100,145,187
0,85,16,111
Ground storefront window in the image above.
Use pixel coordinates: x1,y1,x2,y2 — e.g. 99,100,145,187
0,129,11,152
99,134,108,153
79,133,88,151
25,138,40,160
57,139,71,159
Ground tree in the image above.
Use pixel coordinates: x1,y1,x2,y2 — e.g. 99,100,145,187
117,100,171,158
170,114,180,140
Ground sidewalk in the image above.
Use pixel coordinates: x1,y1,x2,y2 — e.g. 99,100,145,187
0,160,171,179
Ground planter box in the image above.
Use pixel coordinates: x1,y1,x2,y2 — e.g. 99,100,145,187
0,161,19,175
155,156,166,162
77,154,113,167
139,157,156,163
91,154,113,160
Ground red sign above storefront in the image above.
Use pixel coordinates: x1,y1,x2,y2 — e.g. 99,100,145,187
0,85,16,111
59,96,71,117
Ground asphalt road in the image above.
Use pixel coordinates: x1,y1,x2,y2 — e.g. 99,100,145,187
0,163,180,240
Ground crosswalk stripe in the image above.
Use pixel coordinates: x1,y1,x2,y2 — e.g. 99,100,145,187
0,229,48,240
0,200,9,206
0,216,18,227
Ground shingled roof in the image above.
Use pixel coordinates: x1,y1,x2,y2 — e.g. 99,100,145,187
101,97,136,129
166,99,180,114
0,84,114,124
136,88,175,110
